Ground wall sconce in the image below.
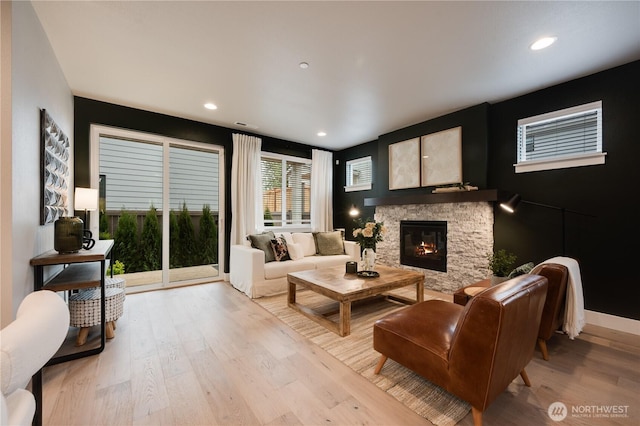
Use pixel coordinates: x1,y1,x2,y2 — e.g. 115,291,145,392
349,205,360,217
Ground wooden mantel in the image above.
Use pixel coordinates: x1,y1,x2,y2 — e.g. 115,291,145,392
364,189,500,207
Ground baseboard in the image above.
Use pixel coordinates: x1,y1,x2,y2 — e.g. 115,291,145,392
585,310,640,336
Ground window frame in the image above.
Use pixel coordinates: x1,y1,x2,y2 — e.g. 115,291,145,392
260,151,312,231
515,100,606,173
344,156,372,192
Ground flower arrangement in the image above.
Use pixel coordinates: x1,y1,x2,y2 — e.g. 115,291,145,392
352,219,386,250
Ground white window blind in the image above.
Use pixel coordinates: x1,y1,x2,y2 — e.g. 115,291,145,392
515,101,605,173
345,156,372,192
261,154,311,227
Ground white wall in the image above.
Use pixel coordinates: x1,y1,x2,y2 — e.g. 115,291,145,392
8,1,73,319
1,1,14,327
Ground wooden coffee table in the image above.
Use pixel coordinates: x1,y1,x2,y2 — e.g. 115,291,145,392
287,265,424,336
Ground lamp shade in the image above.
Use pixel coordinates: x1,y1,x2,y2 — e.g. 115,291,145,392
74,187,98,211
499,194,522,213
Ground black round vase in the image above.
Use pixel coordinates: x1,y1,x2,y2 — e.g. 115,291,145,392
54,216,84,253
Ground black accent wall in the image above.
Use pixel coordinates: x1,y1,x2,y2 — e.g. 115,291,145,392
488,61,640,320
334,60,639,320
74,97,319,274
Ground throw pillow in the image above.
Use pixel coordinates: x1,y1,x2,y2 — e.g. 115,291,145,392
248,231,276,263
292,233,317,257
287,243,304,261
508,262,535,278
270,237,291,261
313,231,345,256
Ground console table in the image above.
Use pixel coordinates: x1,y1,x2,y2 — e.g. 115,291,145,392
29,239,114,426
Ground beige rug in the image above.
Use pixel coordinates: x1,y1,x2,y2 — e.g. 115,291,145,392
255,288,471,426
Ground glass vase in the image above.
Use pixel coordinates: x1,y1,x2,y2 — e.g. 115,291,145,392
362,248,376,272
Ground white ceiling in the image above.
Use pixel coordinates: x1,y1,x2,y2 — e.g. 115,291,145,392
32,1,640,150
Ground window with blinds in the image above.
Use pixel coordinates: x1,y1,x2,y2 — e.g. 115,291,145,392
345,156,372,192
261,154,311,227
515,101,606,173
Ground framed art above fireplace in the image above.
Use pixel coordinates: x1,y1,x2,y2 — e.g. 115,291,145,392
421,126,462,187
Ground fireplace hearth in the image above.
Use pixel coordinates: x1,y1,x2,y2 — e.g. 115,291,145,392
400,220,447,272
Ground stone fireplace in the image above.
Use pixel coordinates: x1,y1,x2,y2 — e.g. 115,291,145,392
372,197,495,293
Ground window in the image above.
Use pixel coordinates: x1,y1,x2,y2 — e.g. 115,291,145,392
515,101,606,173
261,153,311,228
344,156,372,192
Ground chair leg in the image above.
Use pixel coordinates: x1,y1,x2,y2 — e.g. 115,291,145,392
520,369,531,387
471,406,483,426
374,355,388,374
538,338,549,361
106,321,115,339
75,327,89,346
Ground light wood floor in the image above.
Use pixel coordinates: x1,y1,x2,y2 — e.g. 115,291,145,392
42,282,640,425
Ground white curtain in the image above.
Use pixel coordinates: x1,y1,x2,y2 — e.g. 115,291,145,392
311,149,333,231
230,133,263,246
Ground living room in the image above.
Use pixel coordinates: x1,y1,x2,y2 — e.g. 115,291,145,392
2,1,639,425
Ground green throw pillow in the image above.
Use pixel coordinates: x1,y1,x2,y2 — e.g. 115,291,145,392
508,262,535,278
248,231,276,263
313,231,345,256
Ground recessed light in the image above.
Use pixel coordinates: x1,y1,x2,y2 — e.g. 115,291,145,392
317,131,327,137
530,36,557,51
204,103,217,110
299,62,309,69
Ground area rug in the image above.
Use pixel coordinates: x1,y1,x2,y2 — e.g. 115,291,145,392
254,288,471,426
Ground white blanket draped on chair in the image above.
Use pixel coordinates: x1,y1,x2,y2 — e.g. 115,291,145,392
537,256,585,339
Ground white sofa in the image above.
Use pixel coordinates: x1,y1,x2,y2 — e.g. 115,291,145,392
230,231,360,298
1,290,69,426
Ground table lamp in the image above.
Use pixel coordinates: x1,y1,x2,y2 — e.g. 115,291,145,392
74,187,98,230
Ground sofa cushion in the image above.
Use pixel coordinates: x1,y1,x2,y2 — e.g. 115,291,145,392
248,231,276,263
270,236,290,261
292,233,317,257
306,254,353,268
264,258,315,279
313,231,345,255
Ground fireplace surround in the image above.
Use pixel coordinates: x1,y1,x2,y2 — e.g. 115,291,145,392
374,201,494,293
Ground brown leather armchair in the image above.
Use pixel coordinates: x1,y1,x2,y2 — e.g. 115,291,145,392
373,274,548,426
453,262,569,361
529,263,568,360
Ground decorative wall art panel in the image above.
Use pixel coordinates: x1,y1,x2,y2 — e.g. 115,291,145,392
389,138,420,190
41,109,70,225
421,126,462,187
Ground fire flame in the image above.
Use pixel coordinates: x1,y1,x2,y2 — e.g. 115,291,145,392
415,241,437,256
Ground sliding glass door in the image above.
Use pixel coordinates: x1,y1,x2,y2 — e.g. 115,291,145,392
168,144,220,286
91,126,224,292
